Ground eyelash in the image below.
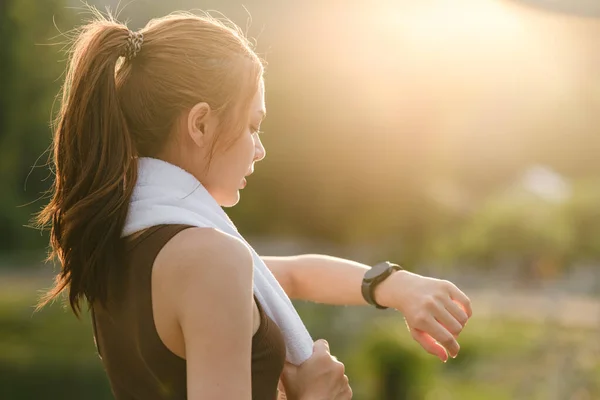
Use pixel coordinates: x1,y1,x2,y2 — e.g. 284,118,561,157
250,127,263,135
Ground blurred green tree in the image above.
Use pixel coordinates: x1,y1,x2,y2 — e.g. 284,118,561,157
559,180,600,263
428,178,600,276
0,0,72,258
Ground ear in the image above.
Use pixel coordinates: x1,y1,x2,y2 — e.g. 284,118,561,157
187,102,211,147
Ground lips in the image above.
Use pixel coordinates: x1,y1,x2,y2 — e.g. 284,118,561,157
241,168,253,189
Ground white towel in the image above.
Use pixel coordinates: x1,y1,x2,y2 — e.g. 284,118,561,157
122,157,313,365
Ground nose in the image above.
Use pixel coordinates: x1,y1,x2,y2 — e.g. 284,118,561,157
254,134,266,162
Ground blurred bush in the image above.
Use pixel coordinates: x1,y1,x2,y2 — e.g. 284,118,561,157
426,177,600,280
560,180,600,263
346,321,435,400
0,291,112,399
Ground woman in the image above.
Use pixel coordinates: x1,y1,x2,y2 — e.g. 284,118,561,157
36,10,472,400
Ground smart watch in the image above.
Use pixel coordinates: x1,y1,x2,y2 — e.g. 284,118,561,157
361,261,403,309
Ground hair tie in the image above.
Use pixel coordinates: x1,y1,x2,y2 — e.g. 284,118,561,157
123,30,144,60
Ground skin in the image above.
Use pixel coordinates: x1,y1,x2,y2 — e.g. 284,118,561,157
152,77,472,399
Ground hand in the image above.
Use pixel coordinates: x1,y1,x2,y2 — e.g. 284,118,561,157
279,339,352,400
376,270,472,362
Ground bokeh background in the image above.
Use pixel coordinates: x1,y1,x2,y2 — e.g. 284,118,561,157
1,0,600,399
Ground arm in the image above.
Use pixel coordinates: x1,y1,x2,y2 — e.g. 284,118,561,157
262,254,369,305
263,254,473,362
158,227,254,400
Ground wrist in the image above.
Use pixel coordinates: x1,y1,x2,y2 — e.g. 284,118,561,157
373,269,407,309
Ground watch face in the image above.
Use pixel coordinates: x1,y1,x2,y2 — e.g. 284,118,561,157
364,262,391,281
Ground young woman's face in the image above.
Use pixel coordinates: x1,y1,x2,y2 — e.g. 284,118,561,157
199,80,267,207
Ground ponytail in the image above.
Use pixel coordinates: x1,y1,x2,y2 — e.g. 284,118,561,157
35,18,138,317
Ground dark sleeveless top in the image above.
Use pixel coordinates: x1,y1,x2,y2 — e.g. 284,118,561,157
91,224,287,400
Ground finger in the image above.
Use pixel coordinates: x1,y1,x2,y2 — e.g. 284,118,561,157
277,379,287,398
314,339,330,353
412,328,448,362
444,297,469,327
335,376,352,400
332,357,345,374
433,303,464,337
448,286,472,318
424,318,460,358
336,381,353,400
337,374,349,391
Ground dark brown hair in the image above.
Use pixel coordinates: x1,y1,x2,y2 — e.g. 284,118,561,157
34,10,263,316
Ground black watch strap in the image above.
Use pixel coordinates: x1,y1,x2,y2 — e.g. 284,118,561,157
362,279,386,309
361,261,402,309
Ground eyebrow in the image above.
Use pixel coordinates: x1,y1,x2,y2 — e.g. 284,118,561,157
257,109,266,119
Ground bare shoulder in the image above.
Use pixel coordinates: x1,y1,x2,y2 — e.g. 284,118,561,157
156,227,252,274
153,227,254,308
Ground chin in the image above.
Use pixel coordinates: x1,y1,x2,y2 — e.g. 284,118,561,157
219,191,241,208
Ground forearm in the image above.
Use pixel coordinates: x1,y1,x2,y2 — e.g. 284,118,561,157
269,254,372,305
